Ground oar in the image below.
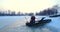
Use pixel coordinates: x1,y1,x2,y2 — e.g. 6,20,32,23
25,17,28,22
40,17,45,21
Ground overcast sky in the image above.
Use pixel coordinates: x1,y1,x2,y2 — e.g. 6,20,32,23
0,0,59,13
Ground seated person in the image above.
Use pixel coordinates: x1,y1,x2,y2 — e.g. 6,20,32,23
30,16,35,24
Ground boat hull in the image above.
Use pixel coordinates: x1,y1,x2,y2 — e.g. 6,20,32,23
26,19,51,27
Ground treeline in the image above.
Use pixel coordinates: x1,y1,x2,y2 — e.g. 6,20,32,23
0,10,34,16
36,5,58,16
0,10,20,16
36,8,58,16
0,5,59,16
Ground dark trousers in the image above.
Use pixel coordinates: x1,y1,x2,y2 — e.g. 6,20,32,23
30,20,35,24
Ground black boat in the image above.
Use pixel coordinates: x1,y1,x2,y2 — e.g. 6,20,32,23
26,19,51,27
49,15,60,17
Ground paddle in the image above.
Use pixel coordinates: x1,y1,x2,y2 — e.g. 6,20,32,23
25,17,28,23
40,17,45,21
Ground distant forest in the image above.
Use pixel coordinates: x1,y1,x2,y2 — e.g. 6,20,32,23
0,5,59,16
36,5,58,16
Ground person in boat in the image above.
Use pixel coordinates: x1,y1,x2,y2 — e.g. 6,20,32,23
30,16,45,24
30,16,35,24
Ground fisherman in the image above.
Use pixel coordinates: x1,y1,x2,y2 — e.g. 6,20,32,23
30,16,35,24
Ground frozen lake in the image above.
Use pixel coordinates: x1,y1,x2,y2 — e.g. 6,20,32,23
0,16,60,32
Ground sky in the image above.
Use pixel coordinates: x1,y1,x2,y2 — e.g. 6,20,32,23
0,0,59,13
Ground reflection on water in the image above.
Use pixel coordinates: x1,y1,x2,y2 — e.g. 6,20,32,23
0,16,60,32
